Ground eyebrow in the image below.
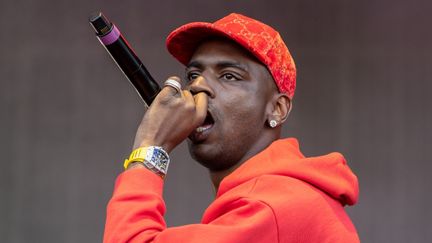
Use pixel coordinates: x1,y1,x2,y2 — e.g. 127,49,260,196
186,60,203,70
186,60,249,72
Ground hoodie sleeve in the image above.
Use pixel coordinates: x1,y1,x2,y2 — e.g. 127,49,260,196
103,168,278,243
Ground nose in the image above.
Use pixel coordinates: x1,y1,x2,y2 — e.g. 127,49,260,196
188,75,215,98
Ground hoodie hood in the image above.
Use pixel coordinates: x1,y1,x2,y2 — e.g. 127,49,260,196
217,138,359,206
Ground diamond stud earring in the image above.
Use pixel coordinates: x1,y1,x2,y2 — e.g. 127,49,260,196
269,120,277,128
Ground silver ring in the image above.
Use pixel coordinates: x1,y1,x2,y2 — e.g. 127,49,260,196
164,78,182,93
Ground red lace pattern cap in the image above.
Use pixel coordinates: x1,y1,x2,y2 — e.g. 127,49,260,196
166,13,297,98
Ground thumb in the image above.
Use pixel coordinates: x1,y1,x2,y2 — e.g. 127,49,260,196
193,92,208,126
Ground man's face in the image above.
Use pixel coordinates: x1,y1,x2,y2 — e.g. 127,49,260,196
185,38,278,171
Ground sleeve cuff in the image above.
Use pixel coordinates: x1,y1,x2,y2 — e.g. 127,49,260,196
113,167,164,196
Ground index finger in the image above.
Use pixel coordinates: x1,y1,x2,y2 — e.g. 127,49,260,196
163,77,182,96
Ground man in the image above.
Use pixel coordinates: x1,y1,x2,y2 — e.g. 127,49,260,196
104,13,359,242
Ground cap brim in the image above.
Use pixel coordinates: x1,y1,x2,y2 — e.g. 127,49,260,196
166,22,237,66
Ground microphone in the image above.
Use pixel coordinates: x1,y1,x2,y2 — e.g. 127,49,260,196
89,12,161,105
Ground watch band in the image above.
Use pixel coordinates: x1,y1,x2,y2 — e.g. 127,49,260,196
124,146,170,178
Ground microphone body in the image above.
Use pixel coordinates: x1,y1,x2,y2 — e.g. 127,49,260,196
89,12,161,105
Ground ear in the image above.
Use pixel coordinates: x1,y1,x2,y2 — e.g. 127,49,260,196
266,93,292,127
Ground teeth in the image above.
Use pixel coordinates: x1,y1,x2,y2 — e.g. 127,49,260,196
196,126,210,133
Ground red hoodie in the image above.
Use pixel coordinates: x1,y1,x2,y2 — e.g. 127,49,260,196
104,138,360,242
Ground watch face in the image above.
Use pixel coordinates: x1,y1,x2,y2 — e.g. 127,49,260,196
146,147,169,174
154,149,168,171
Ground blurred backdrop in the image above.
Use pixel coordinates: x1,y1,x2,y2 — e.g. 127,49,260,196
1,0,431,242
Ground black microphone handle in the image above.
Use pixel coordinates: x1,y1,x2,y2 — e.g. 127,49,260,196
103,36,161,105
89,12,161,105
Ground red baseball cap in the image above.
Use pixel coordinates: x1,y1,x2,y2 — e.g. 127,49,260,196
166,13,296,98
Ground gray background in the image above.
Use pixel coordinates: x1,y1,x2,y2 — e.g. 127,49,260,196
1,0,431,242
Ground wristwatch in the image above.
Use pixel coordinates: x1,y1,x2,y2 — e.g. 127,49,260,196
123,146,170,178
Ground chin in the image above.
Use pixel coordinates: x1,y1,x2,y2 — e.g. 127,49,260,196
187,140,234,172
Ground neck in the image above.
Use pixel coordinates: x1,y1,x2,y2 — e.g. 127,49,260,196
209,131,280,193
209,163,241,193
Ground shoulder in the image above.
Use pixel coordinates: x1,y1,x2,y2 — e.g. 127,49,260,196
245,175,360,242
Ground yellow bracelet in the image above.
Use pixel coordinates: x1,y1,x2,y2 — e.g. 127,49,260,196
123,146,170,178
123,147,147,169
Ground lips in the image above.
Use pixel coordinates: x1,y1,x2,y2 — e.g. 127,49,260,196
189,110,215,142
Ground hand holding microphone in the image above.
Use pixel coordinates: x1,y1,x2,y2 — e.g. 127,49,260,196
89,12,208,153
132,77,208,153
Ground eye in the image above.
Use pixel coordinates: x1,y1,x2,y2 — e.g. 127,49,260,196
186,72,200,82
221,73,240,81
